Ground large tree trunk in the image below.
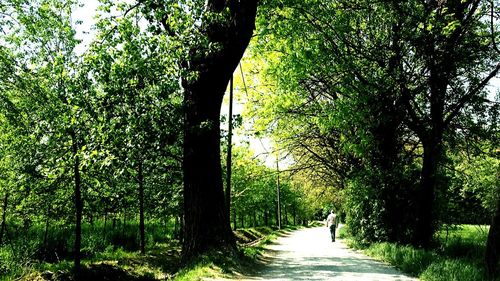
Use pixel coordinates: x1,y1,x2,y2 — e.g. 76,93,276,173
412,72,445,248
485,158,500,277
412,38,447,247
414,141,440,247
181,0,258,260
486,195,500,277
71,132,83,271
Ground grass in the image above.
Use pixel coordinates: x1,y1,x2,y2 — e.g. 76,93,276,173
0,219,179,281
343,224,494,281
1,222,306,281
14,241,181,281
173,224,307,280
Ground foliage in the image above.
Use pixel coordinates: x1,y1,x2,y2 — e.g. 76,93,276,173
246,0,500,246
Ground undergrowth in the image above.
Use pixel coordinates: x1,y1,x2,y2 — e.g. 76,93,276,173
344,224,494,281
1,222,305,280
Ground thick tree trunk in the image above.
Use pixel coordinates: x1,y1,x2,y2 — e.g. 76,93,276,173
181,0,258,260
71,132,83,271
138,160,145,254
0,191,8,244
486,194,500,277
182,87,235,257
413,135,442,247
485,158,500,277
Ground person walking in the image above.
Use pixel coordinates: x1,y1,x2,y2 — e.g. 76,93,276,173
326,210,337,242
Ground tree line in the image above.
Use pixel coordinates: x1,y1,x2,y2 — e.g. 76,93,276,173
243,0,500,276
0,0,321,276
2,0,500,278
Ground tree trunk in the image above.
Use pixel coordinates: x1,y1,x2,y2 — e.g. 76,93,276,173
232,207,237,230
138,160,146,254
43,204,50,248
180,0,258,260
179,213,184,243
0,191,8,244
103,213,107,241
284,205,288,226
71,132,83,271
174,215,178,238
486,194,500,277
485,158,500,277
276,161,281,230
122,211,126,238
225,77,234,221
413,136,442,247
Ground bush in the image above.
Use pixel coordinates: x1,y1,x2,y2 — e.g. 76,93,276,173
344,168,419,245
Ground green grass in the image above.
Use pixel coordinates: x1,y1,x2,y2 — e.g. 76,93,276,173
344,224,495,281
0,219,178,280
1,221,305,281
365,242,438,276
174,224,306,280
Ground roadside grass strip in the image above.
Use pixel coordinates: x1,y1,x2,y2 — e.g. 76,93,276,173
346,224,492,281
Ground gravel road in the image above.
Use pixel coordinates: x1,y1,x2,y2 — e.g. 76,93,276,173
231,226,419,281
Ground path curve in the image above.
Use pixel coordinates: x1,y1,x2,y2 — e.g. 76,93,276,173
236,226,418,281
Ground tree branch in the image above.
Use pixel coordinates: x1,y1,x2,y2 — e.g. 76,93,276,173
444,62,500,126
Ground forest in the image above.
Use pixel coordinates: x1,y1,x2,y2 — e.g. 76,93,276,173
0,0,499,280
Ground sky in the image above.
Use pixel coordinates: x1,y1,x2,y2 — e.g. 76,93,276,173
72,0,99,55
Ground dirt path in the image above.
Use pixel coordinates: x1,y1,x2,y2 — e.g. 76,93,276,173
233,226,418,281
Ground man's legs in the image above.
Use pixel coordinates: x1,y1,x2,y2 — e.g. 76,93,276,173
330,224,336,242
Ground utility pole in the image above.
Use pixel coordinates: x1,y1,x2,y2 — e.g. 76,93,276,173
276,152,281,230
225,76,234,225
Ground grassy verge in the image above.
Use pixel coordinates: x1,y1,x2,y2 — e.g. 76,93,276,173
2,223,306,280
0,220,179,281
174,224,305,280
342,224,493,281
15,242,180,281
